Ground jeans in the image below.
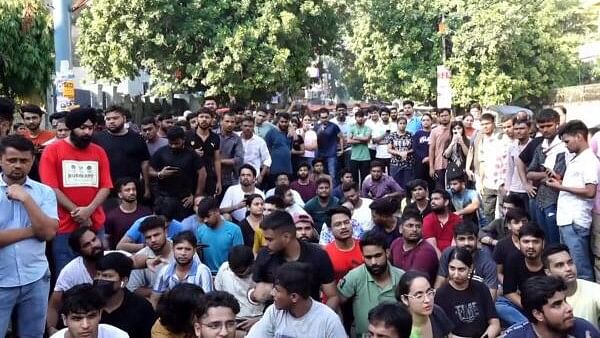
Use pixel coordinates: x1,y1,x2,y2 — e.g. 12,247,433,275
53,229,106,273
0,272,51,338
495,296,527,328
390,166,414,190
324,156,338,182
559,223,594,281
532,204,560,245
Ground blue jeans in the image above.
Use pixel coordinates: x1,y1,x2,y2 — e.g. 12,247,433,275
532,204,560,245
53,229,106,273
390,166,414,190
560,224,594,281
495,296,527,328
324,156,338,183
0,271,50,337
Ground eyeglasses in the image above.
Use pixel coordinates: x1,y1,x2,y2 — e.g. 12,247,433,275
404,288,436,302
201,320,237,330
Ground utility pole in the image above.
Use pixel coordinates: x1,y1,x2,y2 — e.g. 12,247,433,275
53,0,72,73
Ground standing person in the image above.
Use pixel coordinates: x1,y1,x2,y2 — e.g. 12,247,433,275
0,135,58,338
403,100,422,134
428,108,452,189
240,116,271,186
545,120,598,282
185,107,222,196
140,116,168,157
371,107,396,174
365,107,381,161
469,103,483,130
290,163,317,202
412,113,433,190
149,126,205,220
264,112,296,188
443,121,470,185
104,177,152,249
390,210,439,283
196,197,244,273
434,247,501,338
299,114,317,164
40,108,113,272
386,116,415,189
316,108,344,178
92,105,151,203
504,118,532,210
462,113,477,139
466,113,507,222
20,104,55,149
304,177,340,232
502,276,600,338
331,103,354,174
247,262,347,338
422,189,462,257
237,194,265,248
219,164,265,223
156,113,175,138
337,231,405,338
218,111,244,195
361,160,404,200
254,107,276,139
347,109,372,185
289,117,306,173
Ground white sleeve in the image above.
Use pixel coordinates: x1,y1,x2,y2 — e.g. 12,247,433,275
126,269,146,292
54,262,79,291
220,186,234,209
325,311,349,338
214,265,225,291
198,264,214,292
260,138,272,168
583,156,600,185
246,305,274,338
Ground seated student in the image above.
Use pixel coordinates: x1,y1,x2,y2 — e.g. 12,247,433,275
332,168,353,201
152,283,204,338
367,303,412,338
247,262,347,338
447,172,486,227
434,222,498,299
214,246,263,331
192,291,241,338
543,243,600,327
503,276,600,338
95,253,156,338
422,189,462,257
265,172,304,206
274,185,308,216
479,194,526,249
51,284,128,338
492,208,529,283
434,247,501,338
396,271,453,338
290,162,318,202
402,179,432,219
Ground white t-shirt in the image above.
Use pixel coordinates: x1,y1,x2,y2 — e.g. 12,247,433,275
557,148,600,228
353,198,373,231
246,300,346,338
372,122,397,159
220,185,265,222
51,324,129,338
214,262,263,318
55,251,131,292
266,188,305,207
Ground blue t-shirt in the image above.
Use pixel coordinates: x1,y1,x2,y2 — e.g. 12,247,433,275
412,130,431,160
264,128,292,174
503,318,600,338
406,116,423,134
180,214,200,232
316,122,341,158
125,215,183,243
196,220,244,272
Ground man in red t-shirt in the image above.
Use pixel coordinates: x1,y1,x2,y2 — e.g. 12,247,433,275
324,206,364,281
21,104,56,147
40,108,112,272
422,189,462,257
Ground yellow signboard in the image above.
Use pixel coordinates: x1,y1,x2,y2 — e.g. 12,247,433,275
62,81,75,99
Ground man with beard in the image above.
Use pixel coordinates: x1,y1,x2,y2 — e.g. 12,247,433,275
370,107,395,174
21,103,55,147
152,231,213,307
247,262,346,338
304,177,340,232
496,224,547,327
240,116,271,186
47,227,106,334
149,126,205,220
290,162,317,202
104,177,152,249
338,231,405,337
0,135,58,338
156,113,175,138
40,108,113,272
331,103,354,173
92,105,151,203
264,112,297,189
434,222,498,298
447,172,485,227
186,108,222,196
361,160,403,200
503,276,600,338
140,116,168,157
403,179,432,218
294,213,319,243
422,189,462,257
218,111,244,195
390,210,438,283
316,108,344,179
95,252,155,338
428,108,451,189
220,164,265,223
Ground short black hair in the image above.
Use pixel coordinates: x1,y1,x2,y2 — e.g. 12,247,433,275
370,160,384,170
61,284,105,316
157,283,205,334
480,113,495,123
297,162,311,171
20,104,44,116
277,112,291,121
264,196,285,209
238,164,257,177
96,252,133,278
406,179,428,194
68,226,95,254
196,196,220,218
241,116,254,124
430,189,450,201
505,208,529,224
360,230,389,250
115,176,137,193
503,194,526,211
186,112,198,122
139,215,167,233
519,223,545,240
542,243,571,269
228,245,255,272
537,108,560,124
312,158,325,166
402,100,414,107
400,210,422,225
0,134,34,156
336,103,347,110
275,172,291,181
341,181,359,193
315,176,331,187
197,107,214,118
559,119,588,140
453,221,477,238
261,210,295,234
105,105,128,117
172,230,197,247
368,303,412,338
522,276,567,323
369,196,399,215
157,113,174,121
195,291,240,320
154,196,180,221
166,126,185,141
274,262,313,299
141,116,157,126
327,206,352,218
0,97,15,121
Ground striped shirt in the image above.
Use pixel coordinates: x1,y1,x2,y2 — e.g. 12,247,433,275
153,258,213,293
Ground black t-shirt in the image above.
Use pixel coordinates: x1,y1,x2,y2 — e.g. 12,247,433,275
252,240,335,300
101,290,156,338
435,280,498,337
370,221,401,248
238,218,256,248
430,305,454,337
492,237,522,266
404,201,432,219
503,257,546,295
92,129,150,182
150,146,203,198
185,130,220,172
518,136,544,166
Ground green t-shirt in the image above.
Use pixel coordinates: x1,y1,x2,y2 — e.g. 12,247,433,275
349,124,372,161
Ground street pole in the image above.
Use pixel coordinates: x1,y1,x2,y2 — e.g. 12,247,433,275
53,0,72,73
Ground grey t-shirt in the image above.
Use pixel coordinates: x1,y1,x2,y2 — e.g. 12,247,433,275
146,137,168,157
246,300,346,338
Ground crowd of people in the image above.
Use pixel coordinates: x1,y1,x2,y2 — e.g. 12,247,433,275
2,95,600,338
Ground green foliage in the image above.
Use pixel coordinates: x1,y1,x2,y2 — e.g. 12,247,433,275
76,0,341,101
0,0,54,98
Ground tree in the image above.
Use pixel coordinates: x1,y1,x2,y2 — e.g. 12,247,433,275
0,0,54,99
76,0,341,101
